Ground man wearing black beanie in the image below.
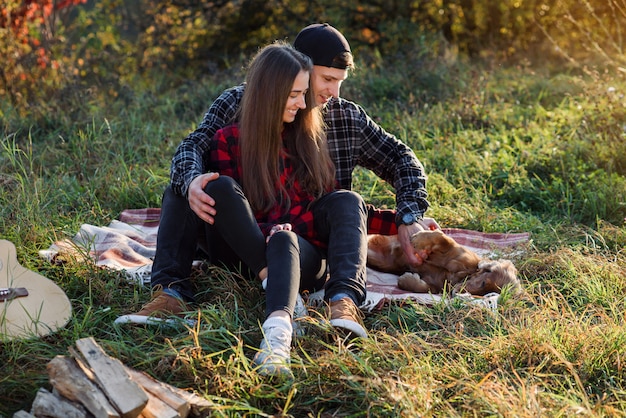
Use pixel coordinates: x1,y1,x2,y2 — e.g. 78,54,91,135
118,23,438,343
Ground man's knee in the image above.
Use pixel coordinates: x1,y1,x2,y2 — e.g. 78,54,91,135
161,185,193,214
329,190,367,215
203,175,238,198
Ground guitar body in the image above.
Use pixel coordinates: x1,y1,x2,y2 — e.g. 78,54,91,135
0,240,72,340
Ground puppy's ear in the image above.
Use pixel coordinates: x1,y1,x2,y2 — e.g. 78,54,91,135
479,259,521,295
494,259,521,294
479,259,519,278
499,259,518,274
477,259,498,271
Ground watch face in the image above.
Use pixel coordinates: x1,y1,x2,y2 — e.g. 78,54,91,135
402,213,415,225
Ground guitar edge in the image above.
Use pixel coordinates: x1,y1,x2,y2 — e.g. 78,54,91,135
0,240,72,340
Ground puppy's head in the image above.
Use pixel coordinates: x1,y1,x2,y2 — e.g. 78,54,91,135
454,259,520,296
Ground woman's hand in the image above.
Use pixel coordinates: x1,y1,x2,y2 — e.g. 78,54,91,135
267,223,292,243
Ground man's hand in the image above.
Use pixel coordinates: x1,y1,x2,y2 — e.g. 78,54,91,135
397,217,441,268
418,217,441,231
188,172,220,224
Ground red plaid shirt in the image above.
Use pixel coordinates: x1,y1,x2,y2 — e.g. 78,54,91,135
210,124,332,248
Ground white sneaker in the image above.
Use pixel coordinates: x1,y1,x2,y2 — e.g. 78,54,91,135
292,293,308,337
252,316,293,379
262,278,308,337
294,293,308,318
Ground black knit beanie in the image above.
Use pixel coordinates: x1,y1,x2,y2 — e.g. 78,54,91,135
293,23,352,69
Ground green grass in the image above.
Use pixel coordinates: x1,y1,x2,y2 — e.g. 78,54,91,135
2,51,626,417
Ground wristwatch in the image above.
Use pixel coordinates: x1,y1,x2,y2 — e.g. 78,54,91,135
398,212,422,227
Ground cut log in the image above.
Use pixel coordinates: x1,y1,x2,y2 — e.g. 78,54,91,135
126,372,213,417
74,337,148,418
160,387,213,417
30,387,88,418
47,355,120,418
123,366,213,417
141,389,181,418
12,411,36,418
125,367,189,418
24,337,213,418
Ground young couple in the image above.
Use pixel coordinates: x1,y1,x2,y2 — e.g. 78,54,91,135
117,24,439,378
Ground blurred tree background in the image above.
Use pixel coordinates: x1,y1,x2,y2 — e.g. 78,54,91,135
1,0,625,119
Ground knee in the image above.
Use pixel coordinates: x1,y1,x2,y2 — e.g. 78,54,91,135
333,190,367,214
346,190,366,208
161,184,193,213
203,176,239,199
266,230,299,254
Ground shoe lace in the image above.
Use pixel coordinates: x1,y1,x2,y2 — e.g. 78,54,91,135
267,325,291,345
139,287,184,314
140,292,169,310
331,298,364,321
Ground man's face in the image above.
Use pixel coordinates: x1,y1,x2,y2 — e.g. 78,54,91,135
309,65,349,107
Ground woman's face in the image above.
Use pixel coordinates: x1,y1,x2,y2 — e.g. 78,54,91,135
283,70,309,123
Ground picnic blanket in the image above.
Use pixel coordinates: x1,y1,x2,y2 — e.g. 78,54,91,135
39,208,531,311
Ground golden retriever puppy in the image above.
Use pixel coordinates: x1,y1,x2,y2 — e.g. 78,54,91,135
367,230,520,295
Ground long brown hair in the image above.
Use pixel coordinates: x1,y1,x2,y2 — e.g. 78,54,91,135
239,41,335,213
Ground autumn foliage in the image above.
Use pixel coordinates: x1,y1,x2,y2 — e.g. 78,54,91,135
1,0,86,110
1,0,625,117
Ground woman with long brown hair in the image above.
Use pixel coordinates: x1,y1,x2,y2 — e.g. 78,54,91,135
200,42,368,378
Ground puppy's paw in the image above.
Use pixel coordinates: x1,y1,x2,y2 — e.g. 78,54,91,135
397,272,431,293
409,229,452,254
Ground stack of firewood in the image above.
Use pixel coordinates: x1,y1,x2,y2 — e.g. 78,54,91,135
13,337,212,418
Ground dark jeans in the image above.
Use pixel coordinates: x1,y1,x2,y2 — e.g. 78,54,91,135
265,190,368,317
151,177,367,317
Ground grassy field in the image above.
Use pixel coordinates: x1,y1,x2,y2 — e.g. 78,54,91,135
1,49,626,417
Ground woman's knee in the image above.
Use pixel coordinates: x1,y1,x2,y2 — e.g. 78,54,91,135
266,230,298,252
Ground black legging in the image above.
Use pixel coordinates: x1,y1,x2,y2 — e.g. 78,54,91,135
265,230,326,317
151,176,367,317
